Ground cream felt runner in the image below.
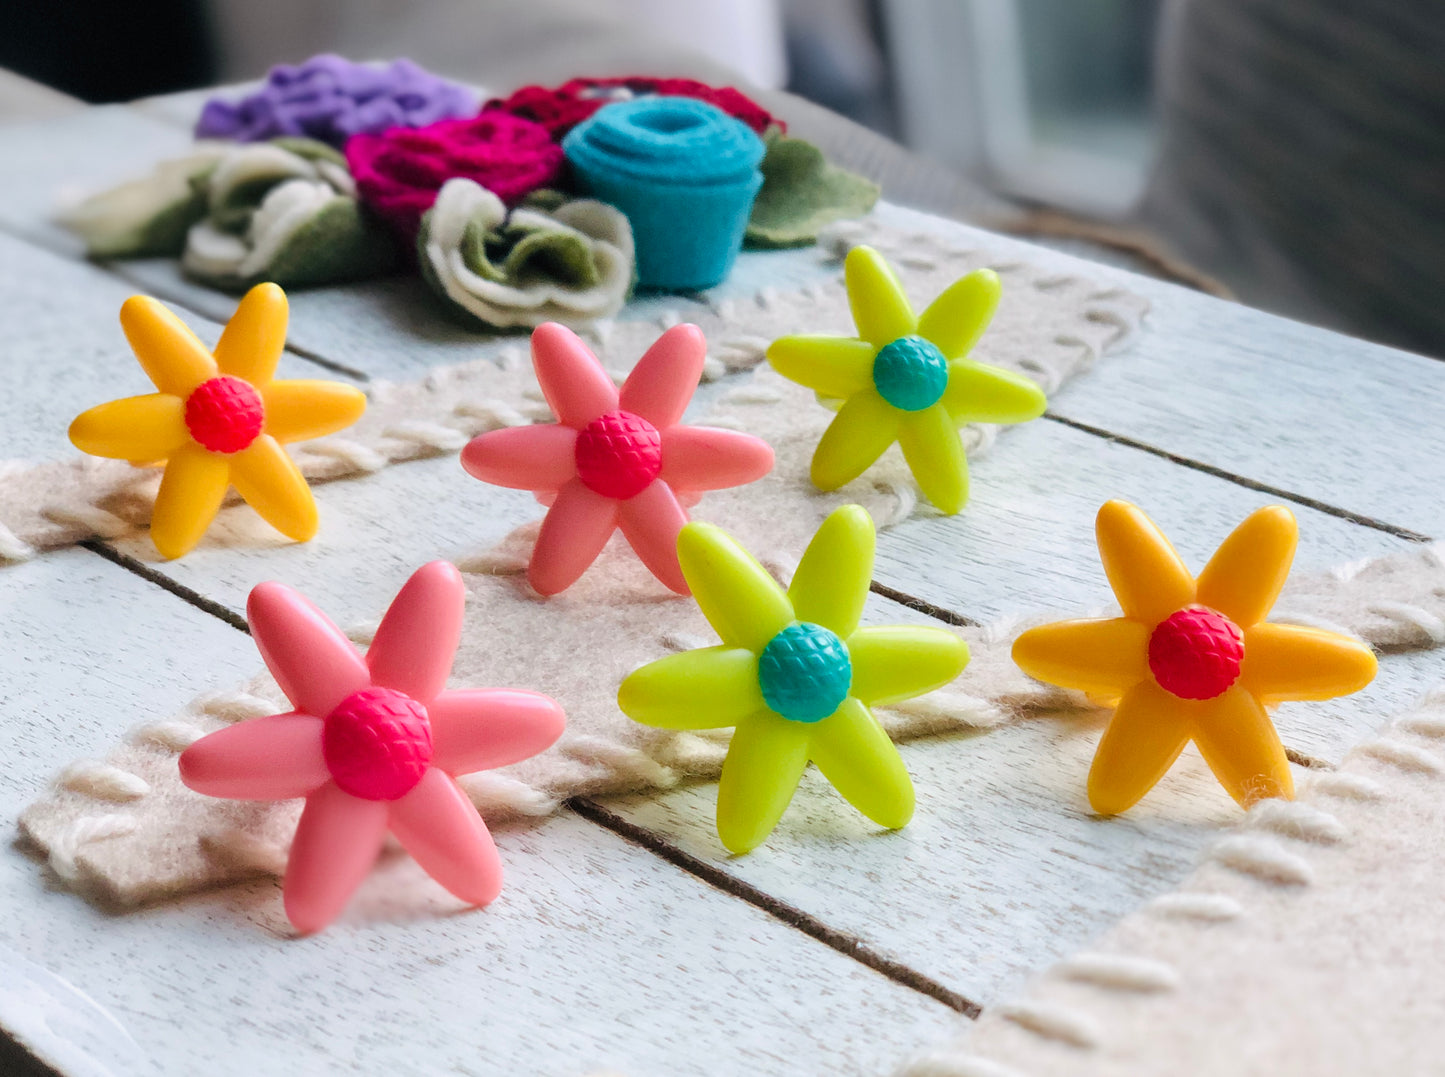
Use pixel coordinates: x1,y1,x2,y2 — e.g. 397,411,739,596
18,215,1157,906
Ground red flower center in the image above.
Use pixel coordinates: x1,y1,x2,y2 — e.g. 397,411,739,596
322,687,434,801
574,409,663,500
1148,606,1245,700
185,376,264,454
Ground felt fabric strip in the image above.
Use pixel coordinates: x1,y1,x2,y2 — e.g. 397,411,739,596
745,135,881,249
899,686,1445,1076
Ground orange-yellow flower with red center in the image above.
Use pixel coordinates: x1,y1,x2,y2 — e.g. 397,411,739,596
68,284,366,558
1012,501,1378,814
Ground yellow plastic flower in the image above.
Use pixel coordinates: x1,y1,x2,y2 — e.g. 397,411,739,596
1013,501,1378,814
767,245,1046,514
69,283,366,558
618,504,970,853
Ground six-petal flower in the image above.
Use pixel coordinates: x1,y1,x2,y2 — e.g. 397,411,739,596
461,322,774,595
1012,501,1378,814
69,283,366,558
768,245,1046,514
618,505,970,853
179,561,566,932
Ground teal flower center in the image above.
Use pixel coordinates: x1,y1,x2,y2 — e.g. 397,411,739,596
757,622,852,723
871,335,948,412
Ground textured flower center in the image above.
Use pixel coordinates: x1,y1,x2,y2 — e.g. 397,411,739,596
872,335,949,412
322,687,434,801
757,622,853,723
185,375,264,454
574,409,663,500
1148,606,1245,700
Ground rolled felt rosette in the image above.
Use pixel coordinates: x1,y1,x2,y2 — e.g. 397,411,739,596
562,97,766,291
180,138,396,292
417,178,634,330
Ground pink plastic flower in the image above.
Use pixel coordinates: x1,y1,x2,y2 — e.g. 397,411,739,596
179,561,566,933
462,322,774,596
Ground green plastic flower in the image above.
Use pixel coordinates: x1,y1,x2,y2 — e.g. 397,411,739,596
618,505,970,853
768,245,1047,514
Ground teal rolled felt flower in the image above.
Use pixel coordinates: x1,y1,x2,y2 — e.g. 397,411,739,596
562,97,765,291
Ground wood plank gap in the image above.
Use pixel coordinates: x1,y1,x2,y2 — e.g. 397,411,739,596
869,581,981,627
1044,413,1434,543
566,794,983,1019
79,539,250,635
1286,746,1334,771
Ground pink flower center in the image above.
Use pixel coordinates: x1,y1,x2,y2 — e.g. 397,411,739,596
574,409,663,500
322,687,434,801
1148,606,1245,700
185,376,264,454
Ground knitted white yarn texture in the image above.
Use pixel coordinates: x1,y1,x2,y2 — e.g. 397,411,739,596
896,684,1445,1077
18,215,1157,906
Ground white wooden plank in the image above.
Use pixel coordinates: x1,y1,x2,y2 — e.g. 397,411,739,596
0,232,352,464
1,550,962,1076
871,203,1445,539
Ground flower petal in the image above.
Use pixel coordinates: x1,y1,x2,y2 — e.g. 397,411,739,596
150,442,232,559
1242,622,1377,704
916,268,1000,359
618,481,690,593
528,478,619,595
119,294,217,396
899,404,967,514
388,769,503,907
1087,680,1191,815
461,423,579,491
1190,684,1293,806
1195,506,1298,628
178,713,328,799
788,504,874,637
1011,618,1150,697
230,435,318,541
283,782,389,933
213,282,287,386
942,360,1047,424
429,688,566,774
1095,500,1196,625
366,561,464,704
618,323,704,428
531,321,617,428
69,393,188,461
261,380,367,443
849,625,970,706
808,696,914,829
677,521,793,651
766,336,876,397
716,710,810,854
845,245,916,346
659,426,773,492
247,579,370,717
618,647,764,729
810,388,900,491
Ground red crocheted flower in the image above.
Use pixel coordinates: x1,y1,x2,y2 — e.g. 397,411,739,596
345,112,564,238
486,77,781,140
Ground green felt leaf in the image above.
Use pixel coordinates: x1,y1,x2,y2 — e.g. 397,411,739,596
745,135,880,249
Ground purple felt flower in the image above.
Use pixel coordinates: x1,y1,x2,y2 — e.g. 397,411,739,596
196,54,478,148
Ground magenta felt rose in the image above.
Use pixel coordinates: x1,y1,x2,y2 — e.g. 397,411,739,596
346,113,564,238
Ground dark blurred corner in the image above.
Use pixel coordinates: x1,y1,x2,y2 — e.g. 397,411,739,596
0,0,216,102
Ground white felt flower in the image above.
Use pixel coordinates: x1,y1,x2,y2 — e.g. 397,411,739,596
57,145,228,258
180,140,394,291
418,177,634,330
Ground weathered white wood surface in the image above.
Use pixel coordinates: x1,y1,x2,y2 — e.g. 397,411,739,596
4,92,1445,1077
1,549,965,1077
0,233,342,464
